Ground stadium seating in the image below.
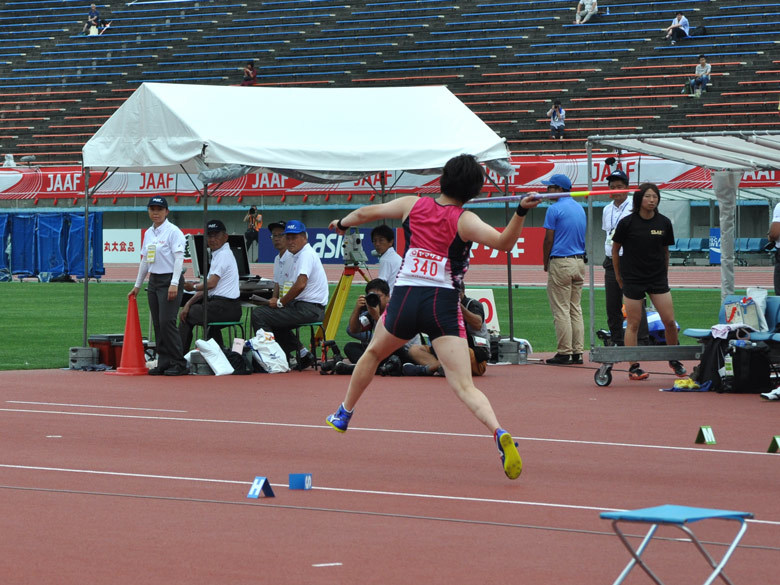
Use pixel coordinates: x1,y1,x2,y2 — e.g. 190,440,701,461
0,0,779,163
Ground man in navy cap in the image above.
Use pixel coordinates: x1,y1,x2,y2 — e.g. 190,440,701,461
251,220,328,368
541,174,586,365
602,169,650,347
178,219,242,350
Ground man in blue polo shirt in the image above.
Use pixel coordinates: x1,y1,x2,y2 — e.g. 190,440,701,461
542,174,586,365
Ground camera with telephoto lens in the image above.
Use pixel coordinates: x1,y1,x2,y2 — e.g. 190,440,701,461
378,355,402,376
365,292,381,308
319,340,343,375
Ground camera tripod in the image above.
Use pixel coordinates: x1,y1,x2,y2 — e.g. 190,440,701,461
316,229,371,350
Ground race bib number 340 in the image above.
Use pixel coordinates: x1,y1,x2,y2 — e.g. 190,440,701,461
399,248,448,284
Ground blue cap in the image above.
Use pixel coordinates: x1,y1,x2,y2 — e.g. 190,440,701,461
541,174,572,191
283,219,306,234
147,195,168,208
606,169,629,184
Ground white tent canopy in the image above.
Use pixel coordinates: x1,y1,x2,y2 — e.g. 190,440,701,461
81,83,512,179
591,131,780,173
78,82,515,347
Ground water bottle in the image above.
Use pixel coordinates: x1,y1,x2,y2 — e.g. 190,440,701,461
724,354,734,376
729,339,754,348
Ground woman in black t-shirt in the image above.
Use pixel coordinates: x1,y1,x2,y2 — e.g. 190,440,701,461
612,183,686,381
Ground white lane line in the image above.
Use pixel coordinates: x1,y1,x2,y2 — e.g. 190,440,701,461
0,407,773,457
1,463,778,526
312,563,342,568
7,401,187,413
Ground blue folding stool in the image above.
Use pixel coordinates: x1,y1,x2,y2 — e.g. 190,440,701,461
600,504,752,585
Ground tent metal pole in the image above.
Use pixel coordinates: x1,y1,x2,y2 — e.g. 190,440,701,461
586,141,595,351
82,167,90,347
202,183,209,332
503,178,515,341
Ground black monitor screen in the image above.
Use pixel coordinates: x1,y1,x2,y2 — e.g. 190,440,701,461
188,234,250,278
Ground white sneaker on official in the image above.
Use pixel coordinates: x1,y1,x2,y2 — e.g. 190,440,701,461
760,387,780,401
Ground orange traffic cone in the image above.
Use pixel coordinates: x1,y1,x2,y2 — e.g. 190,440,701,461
108,294,148,376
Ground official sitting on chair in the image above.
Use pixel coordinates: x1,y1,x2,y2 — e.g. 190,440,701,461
179,219,241,350
251,220,328,369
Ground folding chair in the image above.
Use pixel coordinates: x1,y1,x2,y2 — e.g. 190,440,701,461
601,504,752,585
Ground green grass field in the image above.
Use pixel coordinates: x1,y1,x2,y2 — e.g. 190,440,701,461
0,282,722,370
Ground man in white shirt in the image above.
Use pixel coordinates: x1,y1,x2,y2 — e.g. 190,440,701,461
664,11,689,44
268,220,292,299
371,224,402,293
768,202,780,295
179,219,242,350
575,0,597,24
602,169,649,346
251,220,329,368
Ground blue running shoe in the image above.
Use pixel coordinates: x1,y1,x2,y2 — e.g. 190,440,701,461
494,428,522,479
326,403,353,433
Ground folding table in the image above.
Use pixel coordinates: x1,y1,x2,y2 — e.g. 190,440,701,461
600,504,753,585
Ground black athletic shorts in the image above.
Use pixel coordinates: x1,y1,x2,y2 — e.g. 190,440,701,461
622,279,670,300
382,285,465,341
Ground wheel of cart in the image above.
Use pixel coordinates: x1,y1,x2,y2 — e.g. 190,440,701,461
594,363,613,386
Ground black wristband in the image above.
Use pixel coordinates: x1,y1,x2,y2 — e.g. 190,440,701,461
516,203,528,217
337,219,347,231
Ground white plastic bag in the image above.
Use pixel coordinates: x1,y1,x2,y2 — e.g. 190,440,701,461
247,329,290,373
746,287,769,332
194,338,234,376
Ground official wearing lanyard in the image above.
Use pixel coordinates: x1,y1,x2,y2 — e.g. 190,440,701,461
128,196,188,376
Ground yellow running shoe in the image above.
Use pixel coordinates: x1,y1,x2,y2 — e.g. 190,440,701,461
495,429,523,479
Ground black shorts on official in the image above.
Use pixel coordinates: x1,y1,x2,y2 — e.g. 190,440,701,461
622,279,670,301
382,285,465,341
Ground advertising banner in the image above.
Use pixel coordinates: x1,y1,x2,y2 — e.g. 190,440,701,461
3,156,777,202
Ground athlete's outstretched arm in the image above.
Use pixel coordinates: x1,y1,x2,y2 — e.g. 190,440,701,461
329,197,418,234
457,194,540,251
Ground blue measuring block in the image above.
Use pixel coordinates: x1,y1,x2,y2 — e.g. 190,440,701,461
289,473,312,490
246,476,275,498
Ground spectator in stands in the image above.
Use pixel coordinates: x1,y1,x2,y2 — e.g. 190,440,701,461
403,291,490,377
250,220,328,369
574,0,598,24
601,168,650,346
663,12,689,45
690,55,711,98
612,183,686,381
241,62,258,86
178,219,241,350
82,4,109,35
546,100,565,142
371,224,402,293
542,174,586,365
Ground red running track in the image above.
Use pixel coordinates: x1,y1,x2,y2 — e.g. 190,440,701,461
0,362,778,584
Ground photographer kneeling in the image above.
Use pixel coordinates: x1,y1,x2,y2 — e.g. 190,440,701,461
334,278,414,375
403,291,490,377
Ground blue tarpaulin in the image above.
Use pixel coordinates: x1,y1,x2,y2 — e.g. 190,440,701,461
0,214,9,274
66,212,104,278
1,212,104,279
37,213,66,279
10,214,35,277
